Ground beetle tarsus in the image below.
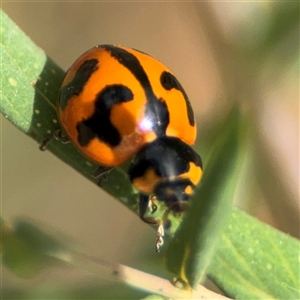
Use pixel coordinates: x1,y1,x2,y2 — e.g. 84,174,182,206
39,130,69,151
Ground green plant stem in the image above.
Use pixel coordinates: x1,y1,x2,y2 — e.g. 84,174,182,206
50,249,232,300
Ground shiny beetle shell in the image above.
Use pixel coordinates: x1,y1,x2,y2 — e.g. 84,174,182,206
58,45,196,166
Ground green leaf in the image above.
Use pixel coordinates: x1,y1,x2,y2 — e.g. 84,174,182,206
1,10,47,132
208,208,300,299
0,9,138,213
165,108,244,288
1,10,299,300
164,107,300,297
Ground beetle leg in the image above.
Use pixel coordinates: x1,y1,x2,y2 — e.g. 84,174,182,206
155,222,164,252
149,195,158,214
139,194,165,252
92,166,113,186
139,194,152,222
39,130,69,150
92,166,113,178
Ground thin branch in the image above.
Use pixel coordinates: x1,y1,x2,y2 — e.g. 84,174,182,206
51,250,232,299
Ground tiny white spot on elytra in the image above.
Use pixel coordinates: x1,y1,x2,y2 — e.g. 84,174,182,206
9,78,17,86
35,109,40,114
37,123,41,127
45,81,49,86
52,119,58,124
266,263,272,270
47,129,51,134
51,69,56,74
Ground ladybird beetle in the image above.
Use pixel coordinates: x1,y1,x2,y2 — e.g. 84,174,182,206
40,45,203,251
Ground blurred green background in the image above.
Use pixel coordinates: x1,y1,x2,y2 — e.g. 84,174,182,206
1,2,299,298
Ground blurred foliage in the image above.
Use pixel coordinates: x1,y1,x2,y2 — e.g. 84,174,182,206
196,1,299,237
165,107,245,287
1,2,299,299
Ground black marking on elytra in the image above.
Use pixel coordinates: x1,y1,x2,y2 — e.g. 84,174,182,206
160,71,195,126
102,45,169,137
59,59,99,110
76,84,133,147
145,98,169,137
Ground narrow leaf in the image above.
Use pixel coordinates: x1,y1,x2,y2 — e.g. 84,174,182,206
0,10,138,212
208,208,300,299
1,11,299,300
165,108,244,288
